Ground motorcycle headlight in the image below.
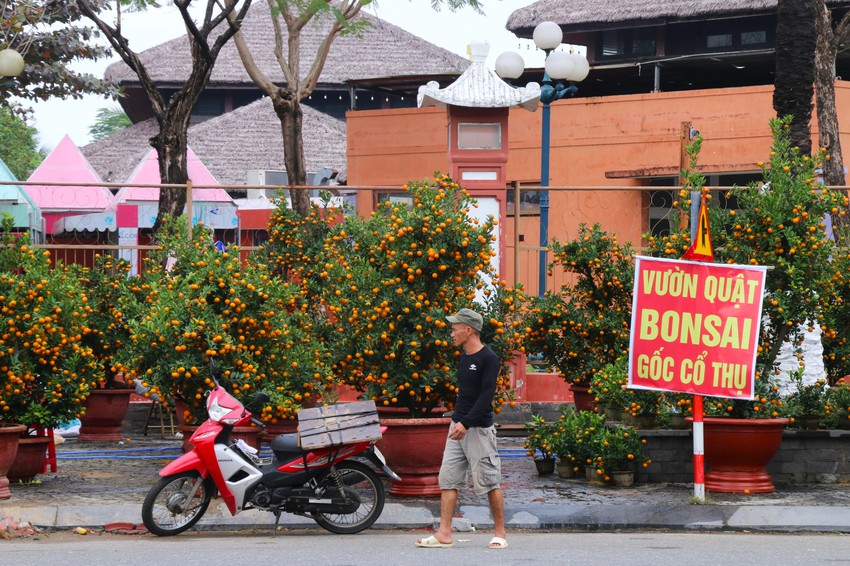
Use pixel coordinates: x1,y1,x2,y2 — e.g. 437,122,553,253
207,397,235,422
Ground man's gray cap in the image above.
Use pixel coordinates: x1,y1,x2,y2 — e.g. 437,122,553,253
447,308,483,332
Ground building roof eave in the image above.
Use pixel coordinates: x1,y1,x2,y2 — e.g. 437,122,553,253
417,43,541,112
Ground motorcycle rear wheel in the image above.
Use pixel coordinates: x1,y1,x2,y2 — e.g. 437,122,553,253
142,471,213,536
312,460,385,534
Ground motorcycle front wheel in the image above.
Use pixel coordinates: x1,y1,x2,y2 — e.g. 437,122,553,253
312,460,385,534
142,471,213,536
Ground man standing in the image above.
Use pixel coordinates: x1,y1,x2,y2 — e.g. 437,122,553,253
416,308,507,550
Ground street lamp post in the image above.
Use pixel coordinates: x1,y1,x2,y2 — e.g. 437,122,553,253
496,21,589,296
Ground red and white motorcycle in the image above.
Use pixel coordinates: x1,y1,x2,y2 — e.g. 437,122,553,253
141,372,399,536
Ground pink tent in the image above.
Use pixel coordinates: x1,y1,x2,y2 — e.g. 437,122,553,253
25,135,113,234
116,147,231,204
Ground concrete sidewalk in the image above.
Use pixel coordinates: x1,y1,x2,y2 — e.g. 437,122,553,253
2,432,850,534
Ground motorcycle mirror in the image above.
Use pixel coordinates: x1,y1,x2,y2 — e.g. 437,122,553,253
208,359,221,387
249,392,270,407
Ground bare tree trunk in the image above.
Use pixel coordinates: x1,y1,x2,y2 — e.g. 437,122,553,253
228,1,364,219
815,1,847,193
774,0,817,155
272,94,310,217
151,106,192,232
149,51,215,232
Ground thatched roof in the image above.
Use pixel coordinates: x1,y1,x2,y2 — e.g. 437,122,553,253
188,97,346,186
82,97,346,186
507,0,850,34
106,2,469,87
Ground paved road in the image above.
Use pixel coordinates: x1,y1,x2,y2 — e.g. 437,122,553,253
6,531,850,566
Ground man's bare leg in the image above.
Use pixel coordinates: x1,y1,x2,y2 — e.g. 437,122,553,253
487,487,507,543
417,488,457,544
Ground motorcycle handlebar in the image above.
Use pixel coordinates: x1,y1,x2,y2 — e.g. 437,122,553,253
250,417,266,428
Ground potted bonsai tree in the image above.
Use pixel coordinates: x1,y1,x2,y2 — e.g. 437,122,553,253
0,217,99,486
598,425,651,486
114,216,333,449
524,414,556,475
70,254,136,441
782,369,827,430
525,224,634,411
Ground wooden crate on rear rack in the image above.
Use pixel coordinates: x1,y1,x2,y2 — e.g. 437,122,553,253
297,400,382,450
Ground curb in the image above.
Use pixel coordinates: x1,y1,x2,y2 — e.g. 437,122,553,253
6,502,850,534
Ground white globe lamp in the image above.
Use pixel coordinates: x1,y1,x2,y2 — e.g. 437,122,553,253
533,21,563,51
495,51,524,80
0,48,25,77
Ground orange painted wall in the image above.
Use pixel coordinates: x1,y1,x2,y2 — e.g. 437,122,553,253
347,83,850,293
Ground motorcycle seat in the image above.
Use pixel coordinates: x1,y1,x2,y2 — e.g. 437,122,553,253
269,433,302,454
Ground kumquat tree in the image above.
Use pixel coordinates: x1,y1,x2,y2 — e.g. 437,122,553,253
645,116,850,417
264,175,526,417
0,216,100,429
524,224,635,390
70,254,135,389
113,216,333,424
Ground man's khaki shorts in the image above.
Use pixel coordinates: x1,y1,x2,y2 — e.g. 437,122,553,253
438,423,501,495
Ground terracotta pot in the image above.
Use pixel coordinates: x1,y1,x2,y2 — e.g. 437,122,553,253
376,411,452,497
699,416,789,493
173,399,189,427
0,424,26,499
794,415,821,431
7,435,51,484
79,389,134,441
534,457,555,475
555,461,575,479
569,384,597,412
178,424,261,453
611,470,635,487
630,414,657,430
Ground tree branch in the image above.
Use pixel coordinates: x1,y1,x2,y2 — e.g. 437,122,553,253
75,0,165,116
302,0,363,98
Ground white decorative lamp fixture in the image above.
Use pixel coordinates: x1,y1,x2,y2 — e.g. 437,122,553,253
496,21,590,296
0,48,25,77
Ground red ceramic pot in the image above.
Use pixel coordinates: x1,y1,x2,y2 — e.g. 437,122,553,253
569,384,597,412
7,435,51,484
376,410,452,498
695,416,788,493
0,424,26,499
79,389,134,441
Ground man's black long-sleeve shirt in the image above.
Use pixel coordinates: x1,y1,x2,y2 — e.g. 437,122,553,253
451,345,499,429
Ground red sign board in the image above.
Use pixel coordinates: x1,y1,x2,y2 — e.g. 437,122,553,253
628,256,767,399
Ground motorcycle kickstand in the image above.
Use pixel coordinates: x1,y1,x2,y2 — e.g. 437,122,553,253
272,509,282,535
